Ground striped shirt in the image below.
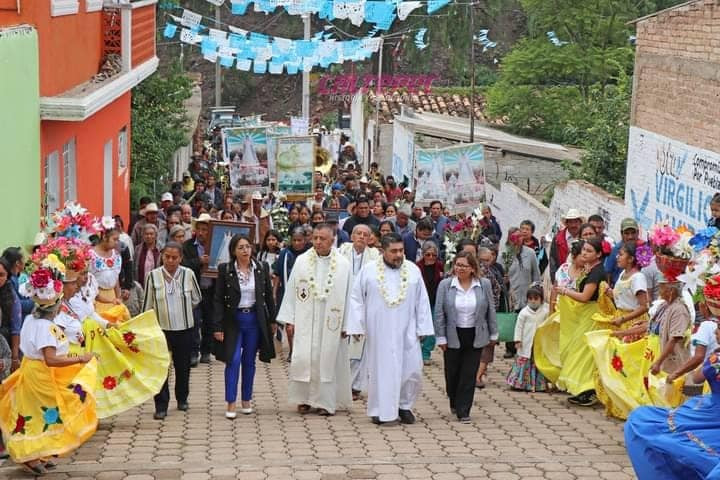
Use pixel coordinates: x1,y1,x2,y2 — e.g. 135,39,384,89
142,266,201,331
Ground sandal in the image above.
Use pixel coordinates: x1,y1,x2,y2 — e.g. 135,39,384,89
21,462,47,475
297,404,312,414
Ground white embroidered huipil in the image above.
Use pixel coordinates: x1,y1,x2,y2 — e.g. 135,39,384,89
276,249,352,413
346,260,435,422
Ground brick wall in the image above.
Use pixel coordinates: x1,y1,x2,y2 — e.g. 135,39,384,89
631,0,720,153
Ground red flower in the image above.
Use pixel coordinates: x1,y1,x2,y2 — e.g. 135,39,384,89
122,332,136,345
103,376,117,390
106,258,114,268
13,414,30,434
611,354,623,372
30,269,52,288
53,280,63,293
611,350,627,377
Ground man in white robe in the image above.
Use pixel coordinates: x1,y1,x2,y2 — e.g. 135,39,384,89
277,223,352,415
346,232,435,424
339,224,379,398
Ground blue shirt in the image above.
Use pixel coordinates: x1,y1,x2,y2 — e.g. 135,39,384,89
10,274,34,317
2,289,23,337
604,242,623,286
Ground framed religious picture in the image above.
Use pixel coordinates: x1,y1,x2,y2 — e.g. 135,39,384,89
276,136,316,199
203,220,255,278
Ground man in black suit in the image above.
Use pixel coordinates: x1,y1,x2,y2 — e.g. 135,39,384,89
402,219,435,263
182,213,215,366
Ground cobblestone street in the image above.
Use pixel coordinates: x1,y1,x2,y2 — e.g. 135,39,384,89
0,347,635,479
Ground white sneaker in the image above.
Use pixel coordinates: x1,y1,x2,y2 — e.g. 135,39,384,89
225,411,237,419
240,407,254,415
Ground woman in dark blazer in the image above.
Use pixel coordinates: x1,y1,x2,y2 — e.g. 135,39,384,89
213,234,276,419
434,251,498,423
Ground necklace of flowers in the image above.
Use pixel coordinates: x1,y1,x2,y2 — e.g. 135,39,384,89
376,258,410,308
307,249,338,300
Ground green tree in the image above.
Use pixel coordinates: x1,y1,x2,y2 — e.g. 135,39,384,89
130,66,193,206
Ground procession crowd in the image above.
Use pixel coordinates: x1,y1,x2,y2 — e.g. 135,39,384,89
1,147,720,479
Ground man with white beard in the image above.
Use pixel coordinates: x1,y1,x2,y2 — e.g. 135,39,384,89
346,232,435,424
277,223,352,415
338,224,379,400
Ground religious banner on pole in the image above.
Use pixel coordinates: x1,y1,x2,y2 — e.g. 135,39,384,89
414,143,485,213
392,119,415,184
222,127,270,193
266,125,291,186
276,136,316,197
290,116,309,136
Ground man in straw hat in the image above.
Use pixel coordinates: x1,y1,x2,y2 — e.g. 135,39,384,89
241,191,273,246
131,202,166,247
182,213,215,366
549,208,584,282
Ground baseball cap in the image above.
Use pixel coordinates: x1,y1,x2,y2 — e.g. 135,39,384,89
621,218,639,232
403,187,412,193
161,192,173,202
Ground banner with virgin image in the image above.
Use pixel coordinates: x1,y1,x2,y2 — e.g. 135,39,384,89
222,127,270,193
414,143,485,213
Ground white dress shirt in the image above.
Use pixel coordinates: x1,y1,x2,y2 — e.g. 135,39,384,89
452,277,479,328
236,263,256,308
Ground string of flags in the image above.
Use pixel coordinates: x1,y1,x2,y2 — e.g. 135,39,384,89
164,9,386,73
226,0,450,30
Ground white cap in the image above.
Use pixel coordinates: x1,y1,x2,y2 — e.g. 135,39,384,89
403,187,413,193
161,192,173,202
251,191,263,201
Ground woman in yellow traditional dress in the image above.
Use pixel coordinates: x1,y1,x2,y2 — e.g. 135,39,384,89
534,240,585,384
0,256,96,475
553,237,605,407
64,267,170,418
585,243,652,419
90,218,123,313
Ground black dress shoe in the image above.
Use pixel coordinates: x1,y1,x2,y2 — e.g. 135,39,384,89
177,402,189,411
371,416,383,425
199,353,211,364
153,411,167,420
398,409,416,424
190,355,199,368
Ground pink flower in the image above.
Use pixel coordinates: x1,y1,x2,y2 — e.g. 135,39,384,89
53,280,63,293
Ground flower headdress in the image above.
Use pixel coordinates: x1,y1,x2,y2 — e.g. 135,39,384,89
19,254,66,307
649,222,694,282
31,237,92,273
93,216,117,236
48,201,98,242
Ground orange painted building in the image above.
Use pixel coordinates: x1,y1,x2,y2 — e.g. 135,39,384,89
0,0,158,225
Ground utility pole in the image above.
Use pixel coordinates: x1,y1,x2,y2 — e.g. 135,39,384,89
469,2,475,142
302,13,311,122
214,5,222,106
373,36,384,170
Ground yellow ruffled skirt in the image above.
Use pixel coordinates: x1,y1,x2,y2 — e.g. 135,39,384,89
0,358,98,463
533,311,561,384
77,307,170,418
555,296,601,396
94,288,119,314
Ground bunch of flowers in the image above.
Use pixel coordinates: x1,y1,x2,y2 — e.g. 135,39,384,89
649,222,693,259
703,273,720,315
501,230,524,272
442,207,489,265
270,204,290,240
677,251,720,301
49,202,98,241
635,243,654,268
31,237,92,272
19,254,66,306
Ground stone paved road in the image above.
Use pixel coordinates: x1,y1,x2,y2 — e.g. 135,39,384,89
0,344,636,479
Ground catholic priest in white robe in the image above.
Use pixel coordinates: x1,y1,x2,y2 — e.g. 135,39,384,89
339,224,379,397
346,232,435,424
276,223,353,415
